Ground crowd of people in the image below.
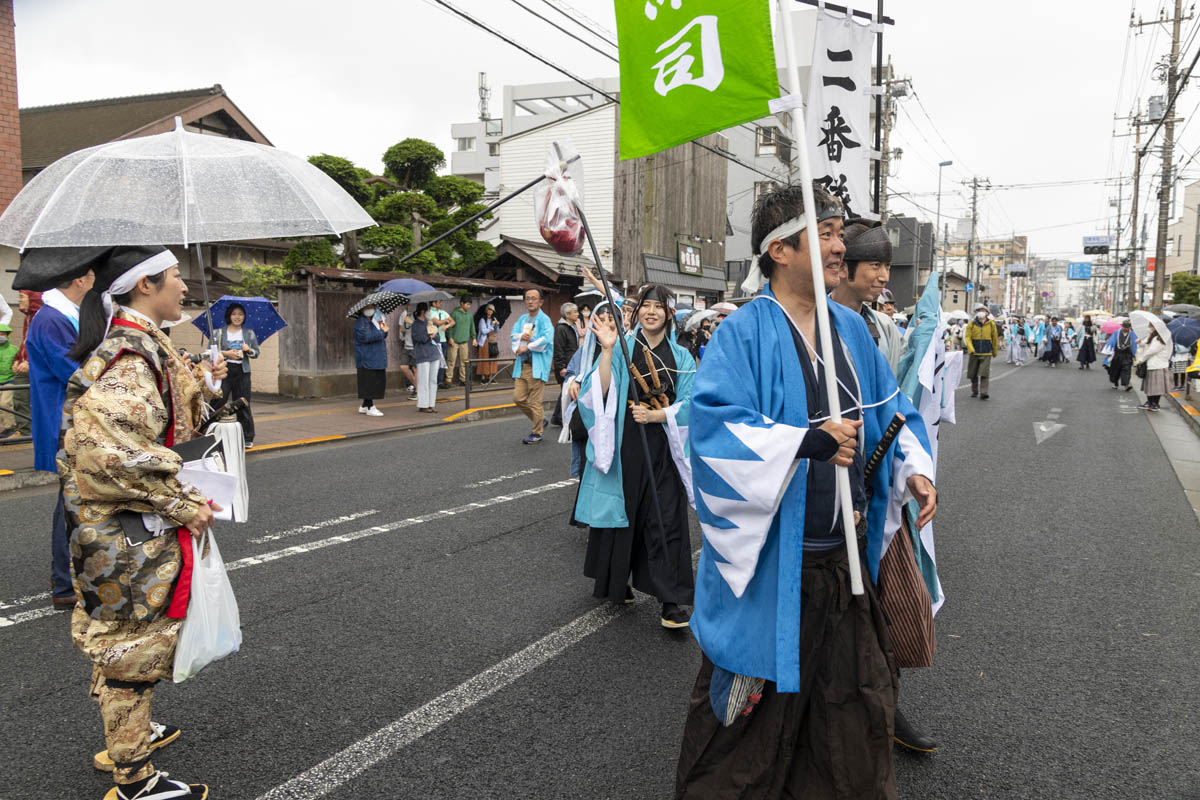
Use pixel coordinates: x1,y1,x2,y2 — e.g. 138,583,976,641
14,173,1200,800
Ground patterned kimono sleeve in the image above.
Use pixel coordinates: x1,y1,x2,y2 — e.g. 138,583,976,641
70,354,208,526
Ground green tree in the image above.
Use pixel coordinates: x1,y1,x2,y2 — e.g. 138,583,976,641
425,175,485,208
283,238,340,270
308,154,371,206
382,138,445,190
230,260,299,300
308,154,372,269
1170,272,1200,306
372,192,441,225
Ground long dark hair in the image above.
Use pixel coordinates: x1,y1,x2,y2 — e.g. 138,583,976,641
414,301,429,320
67,272,168,362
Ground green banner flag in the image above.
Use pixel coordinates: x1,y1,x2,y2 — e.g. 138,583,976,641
615,0,778,160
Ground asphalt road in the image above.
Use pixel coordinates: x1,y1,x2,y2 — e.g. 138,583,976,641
2,360,1199,800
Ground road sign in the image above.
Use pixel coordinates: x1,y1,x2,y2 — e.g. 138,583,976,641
965,282,975,292
1082,235,1111,247
1041,291,1049,298
1147,257,1156,273
1067,261,1093,280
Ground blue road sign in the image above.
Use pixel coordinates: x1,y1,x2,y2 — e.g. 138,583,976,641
965,282,975,292
1067,261,1093,280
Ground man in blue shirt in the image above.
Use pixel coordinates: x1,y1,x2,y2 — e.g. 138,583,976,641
510,288,554,444
22,264,94,609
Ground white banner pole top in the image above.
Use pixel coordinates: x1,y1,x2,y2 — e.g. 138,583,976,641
776,0,865,595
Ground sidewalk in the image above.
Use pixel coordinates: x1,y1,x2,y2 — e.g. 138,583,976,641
0,382,562,490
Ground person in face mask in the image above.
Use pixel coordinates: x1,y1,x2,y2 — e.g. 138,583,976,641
353,303,389,417
965,304,999,399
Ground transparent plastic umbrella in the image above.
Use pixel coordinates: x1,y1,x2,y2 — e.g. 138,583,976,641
0,118,375,367
0,119,374,249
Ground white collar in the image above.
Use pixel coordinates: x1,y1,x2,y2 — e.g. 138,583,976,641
41,288,80,323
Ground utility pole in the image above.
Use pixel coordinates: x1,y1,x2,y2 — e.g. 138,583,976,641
878,59,893,222
1121,116,1144,312
1135,0,1191,309
963,177,987,292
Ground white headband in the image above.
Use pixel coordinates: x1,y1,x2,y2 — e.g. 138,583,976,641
102,249,179,332
742,215,810,295
755,214,809,258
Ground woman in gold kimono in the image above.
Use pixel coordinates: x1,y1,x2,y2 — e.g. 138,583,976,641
17,245,227,800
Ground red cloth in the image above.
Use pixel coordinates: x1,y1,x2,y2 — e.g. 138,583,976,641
167,529,194,619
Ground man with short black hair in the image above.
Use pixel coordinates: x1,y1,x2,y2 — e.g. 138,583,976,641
446,296,476,387
675,183,937,798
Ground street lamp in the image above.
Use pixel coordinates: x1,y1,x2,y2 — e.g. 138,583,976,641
936,159,953,302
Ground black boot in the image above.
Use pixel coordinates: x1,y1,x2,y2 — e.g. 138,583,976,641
970,377,978,398
894,708,938,753
980,376,989,400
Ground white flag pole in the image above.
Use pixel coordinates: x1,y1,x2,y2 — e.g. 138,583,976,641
776,0,865,595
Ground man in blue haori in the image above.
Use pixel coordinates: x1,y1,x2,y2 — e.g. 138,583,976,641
511,288,555,444
17,250,94,610
675,184,938,800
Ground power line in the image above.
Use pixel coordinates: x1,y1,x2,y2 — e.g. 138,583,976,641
506,0,615,61
428,0,788,183
536,0,618,48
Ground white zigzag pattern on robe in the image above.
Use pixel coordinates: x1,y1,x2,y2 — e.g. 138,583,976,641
698,418,805,597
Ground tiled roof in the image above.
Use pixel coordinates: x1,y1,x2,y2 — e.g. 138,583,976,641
20,85,249,169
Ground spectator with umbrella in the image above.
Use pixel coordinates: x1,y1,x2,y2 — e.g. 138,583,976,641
348,291,403,417
206,299,282,448
1167,316,1200,390
1132,310,1172,411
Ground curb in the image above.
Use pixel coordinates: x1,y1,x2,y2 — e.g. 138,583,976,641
248,398,559,456
1165,390,1200,437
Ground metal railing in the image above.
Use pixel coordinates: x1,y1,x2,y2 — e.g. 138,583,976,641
0,381,32,445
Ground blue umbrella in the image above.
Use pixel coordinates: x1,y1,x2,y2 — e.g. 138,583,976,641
674,307,693,323
192,295,288,342
1168,316,1200,348
379,278,434,295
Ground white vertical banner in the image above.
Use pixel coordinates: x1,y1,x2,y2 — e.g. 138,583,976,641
806,10,874,219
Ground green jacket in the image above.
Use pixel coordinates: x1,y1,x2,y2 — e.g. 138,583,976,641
965,318,999,358
0,341,17,383
448,307,476,344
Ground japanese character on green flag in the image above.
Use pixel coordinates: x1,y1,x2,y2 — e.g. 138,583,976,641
615,0,778,160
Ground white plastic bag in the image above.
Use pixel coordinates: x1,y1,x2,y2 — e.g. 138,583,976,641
173,531,242,683
535,140,586,255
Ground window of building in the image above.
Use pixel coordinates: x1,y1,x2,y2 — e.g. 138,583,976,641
457,137,476,152
756,126,777,157
484,119,502,136
488,142,500,157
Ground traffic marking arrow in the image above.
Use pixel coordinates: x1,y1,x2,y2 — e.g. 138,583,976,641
1033,421,1065,444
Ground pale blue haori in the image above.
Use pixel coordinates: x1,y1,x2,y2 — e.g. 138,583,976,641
689,286,935,692
894,273,955,613
573,330,696,527
510,310,555,382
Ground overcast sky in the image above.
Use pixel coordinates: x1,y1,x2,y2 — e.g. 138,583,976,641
13,0,1181,260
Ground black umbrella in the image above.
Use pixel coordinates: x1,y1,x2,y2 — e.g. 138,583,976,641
574,289,604,310
346,290,407,319
476,295,513,328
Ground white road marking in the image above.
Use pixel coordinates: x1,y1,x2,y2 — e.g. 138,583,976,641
955,365,1020,391
222,479,577,573
256,600,629,800
463,468,542,489
0,479,580,629
0,591,50,611
250,510,382,545
1033,421,1066,444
